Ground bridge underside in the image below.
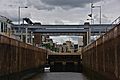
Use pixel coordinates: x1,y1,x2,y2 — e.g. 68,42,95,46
48,54,82,72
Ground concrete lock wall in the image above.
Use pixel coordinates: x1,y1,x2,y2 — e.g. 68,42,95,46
0,33,47,80
82,23,120,80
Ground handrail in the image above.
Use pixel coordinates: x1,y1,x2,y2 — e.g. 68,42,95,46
106,16,120,32
111,16,120,26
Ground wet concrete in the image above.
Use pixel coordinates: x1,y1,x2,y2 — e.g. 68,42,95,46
27,72,88,80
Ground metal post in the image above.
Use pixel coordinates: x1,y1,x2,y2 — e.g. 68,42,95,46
87,31,89,45
18,6,28,41
0,22,1,33
20,18,25,42
100,6,102,24
30,31,33,44
89,27,91,43
18,6,28,24
25,28,28,43
21,29,23,41
18,7,20,24
18,7,21,40
91,3,93,24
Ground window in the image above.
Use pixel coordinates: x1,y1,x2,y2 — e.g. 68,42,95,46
1,22,3,32
4,23,7,32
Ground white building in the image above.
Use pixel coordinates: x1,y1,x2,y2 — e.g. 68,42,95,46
0,15,20,40
0,15,12,35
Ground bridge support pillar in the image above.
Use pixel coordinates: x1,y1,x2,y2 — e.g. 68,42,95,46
83,33,87,46
34,33,42,47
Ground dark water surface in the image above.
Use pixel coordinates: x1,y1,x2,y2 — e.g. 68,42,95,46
28,72,88,80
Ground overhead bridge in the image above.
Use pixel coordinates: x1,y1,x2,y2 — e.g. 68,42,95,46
13,24,113,36
34,28,107,33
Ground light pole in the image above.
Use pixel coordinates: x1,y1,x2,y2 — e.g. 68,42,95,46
91,4,102,24
88,3,94,24
91,3,93,24
18,6,28,24
18,6,28,41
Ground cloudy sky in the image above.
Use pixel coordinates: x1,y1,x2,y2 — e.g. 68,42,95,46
50,36,80,44
0,0,120,24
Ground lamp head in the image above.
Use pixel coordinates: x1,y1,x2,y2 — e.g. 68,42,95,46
91,3,95,8
25,7,28,8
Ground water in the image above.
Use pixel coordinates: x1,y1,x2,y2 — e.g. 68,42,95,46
28,72,88,80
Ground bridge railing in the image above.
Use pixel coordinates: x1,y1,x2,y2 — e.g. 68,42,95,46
105,16,120,32
112,16,120,25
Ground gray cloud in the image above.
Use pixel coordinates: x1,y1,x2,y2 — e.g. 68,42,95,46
0,10,18,22
3,0,101,11
93,14,111,23
25,0,103,10
40,0,102,9
26,0,55,10
0,0,119,25
102,14,111,23
54,20,64,25
0,9,31,23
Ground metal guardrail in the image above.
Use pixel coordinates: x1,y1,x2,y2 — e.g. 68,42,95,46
106,16,120,32
112,16,120,25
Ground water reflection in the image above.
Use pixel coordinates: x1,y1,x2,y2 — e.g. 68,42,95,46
28,72,88,80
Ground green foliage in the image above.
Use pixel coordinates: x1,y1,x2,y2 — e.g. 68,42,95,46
42,43,59,52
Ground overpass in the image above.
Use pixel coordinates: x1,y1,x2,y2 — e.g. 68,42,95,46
13,24,113,36
12,23,114,46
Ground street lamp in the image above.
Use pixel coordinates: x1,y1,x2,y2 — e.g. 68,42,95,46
91,4,102,24
18,6,28,41
88,3,93,24
18,6,28,24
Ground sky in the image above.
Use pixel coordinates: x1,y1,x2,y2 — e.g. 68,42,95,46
0,0,119,24
0,0,119,44
50,36,80,44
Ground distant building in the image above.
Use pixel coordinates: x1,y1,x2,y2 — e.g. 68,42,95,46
0,15,12,35
0,15,19,39
42,35,50,42
62,43,67,53
57,44,63,53
66,41,74,53
78,37,83,54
